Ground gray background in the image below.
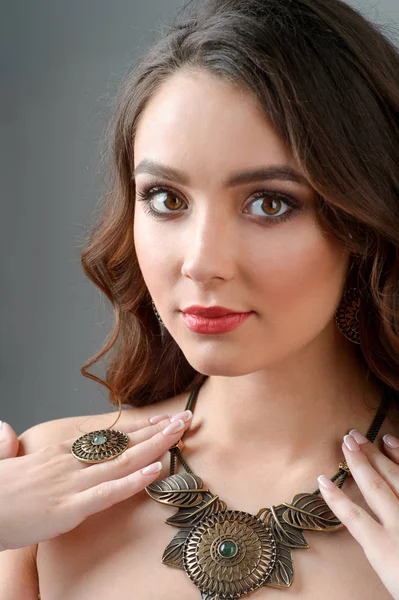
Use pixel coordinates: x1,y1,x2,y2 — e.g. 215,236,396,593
1,0,398,435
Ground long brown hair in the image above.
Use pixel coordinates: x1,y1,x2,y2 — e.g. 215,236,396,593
80,0,399,415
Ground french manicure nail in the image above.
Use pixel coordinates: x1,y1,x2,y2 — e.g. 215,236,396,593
348,429,368,445
149,414,170,425
344,434,360,451
170,410,193,423
141,461,163,475
383,434,399,449
163,419,185,435
318,474,336,489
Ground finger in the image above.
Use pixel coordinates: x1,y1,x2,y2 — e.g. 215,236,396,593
60,413,171,451
349,430,399,497
75,417,191,489
341,434,399,528
0,422,19,459
318,474,383,550
73,410,191,466
128,410,193,446
60,410,190,454
74,460,165,519
382,433,399,464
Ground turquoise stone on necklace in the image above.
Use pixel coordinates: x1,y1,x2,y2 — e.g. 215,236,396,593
218,540,238,558
92,434,107,445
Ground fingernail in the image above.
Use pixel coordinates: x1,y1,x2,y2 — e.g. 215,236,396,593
348,429,368,445
162,419,185,435
149,414,170,425
344,434,360,451
318,474,336,489
141,461,162,475
170,410,192,423
383,434,399,449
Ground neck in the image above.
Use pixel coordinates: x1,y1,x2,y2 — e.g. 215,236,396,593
191,327,383,467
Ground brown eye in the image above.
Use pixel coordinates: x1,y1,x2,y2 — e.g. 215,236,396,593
246,195,289,219
163,193,184,211
153,191,185,212
262,198,282,216
137,184,301,224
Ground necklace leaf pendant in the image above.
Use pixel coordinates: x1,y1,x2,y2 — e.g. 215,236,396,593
146,472,344,599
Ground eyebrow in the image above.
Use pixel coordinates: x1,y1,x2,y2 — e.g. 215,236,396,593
134,159,310,188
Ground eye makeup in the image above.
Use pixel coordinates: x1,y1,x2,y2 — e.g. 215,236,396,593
135,179,304,226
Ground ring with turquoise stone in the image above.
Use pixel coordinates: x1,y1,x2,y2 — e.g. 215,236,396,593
71,429,129,463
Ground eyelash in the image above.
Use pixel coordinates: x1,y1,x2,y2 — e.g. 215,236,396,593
135,182,302,225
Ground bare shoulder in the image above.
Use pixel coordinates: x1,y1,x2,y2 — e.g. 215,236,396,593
0,394,186,600
17,391,189,455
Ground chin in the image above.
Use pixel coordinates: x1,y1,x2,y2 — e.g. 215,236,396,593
191,363,250,377
182,348,260,378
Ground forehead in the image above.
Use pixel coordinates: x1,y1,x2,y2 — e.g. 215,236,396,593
134,69,297,179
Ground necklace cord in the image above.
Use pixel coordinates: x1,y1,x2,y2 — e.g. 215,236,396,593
169,376,392,495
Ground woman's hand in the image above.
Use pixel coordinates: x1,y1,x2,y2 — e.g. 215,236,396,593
0,410,192,551
318,429,399,599
0,421,20,460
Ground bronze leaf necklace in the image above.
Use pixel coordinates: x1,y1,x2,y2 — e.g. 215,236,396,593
145,376,392,600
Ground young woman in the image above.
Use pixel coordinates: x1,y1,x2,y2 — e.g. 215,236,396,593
1,0,399,598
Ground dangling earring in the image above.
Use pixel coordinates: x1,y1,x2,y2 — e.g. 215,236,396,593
335,287,360,345
151,300,166,329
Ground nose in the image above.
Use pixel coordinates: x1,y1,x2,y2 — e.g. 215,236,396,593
180,208,236,284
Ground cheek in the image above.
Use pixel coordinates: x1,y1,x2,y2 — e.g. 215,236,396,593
250,220,349,326
134,207,348,319
133,210,174,292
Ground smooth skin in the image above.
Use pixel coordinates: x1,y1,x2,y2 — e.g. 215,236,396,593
0,412,191,551
318,430,399,600
1,68,398,599
133,68,399,599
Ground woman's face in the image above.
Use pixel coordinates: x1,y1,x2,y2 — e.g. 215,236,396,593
133,69,350,376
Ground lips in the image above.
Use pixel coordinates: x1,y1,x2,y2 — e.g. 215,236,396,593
182,305,246,318
181,311,253,334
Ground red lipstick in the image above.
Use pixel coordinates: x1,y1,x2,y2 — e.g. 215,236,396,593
181,305,253,334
